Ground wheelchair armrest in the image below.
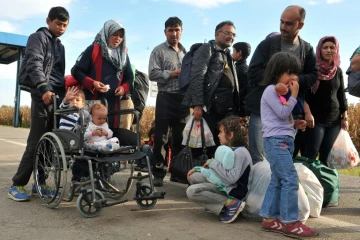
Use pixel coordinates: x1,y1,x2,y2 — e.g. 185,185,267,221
55,107,80,115
108,109,139,116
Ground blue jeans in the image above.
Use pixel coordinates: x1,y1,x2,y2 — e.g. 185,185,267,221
248,113,265,165
136,145,153,165
260,135,299,223
303,122,341,166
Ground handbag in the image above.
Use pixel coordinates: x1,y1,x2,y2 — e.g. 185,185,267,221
170,118,208,181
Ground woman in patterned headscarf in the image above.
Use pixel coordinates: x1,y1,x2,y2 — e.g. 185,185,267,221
71,20,134,129
303,36,348,166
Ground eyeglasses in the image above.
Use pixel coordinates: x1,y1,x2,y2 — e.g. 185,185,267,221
219,31,236,38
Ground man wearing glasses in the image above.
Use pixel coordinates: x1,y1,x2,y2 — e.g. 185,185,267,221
182,21,240,157
245,5,317,165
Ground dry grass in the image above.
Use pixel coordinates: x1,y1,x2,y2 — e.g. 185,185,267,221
1,103,360,150
0,105,155,138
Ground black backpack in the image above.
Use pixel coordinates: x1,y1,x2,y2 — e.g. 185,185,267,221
132,70,149,119
179,43,215,91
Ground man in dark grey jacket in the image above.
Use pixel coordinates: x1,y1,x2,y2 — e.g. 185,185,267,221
8,7,69,202
246,5,317,165
182,21,240,157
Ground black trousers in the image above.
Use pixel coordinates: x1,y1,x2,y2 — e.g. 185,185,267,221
152,92,189,179
12,93,55,186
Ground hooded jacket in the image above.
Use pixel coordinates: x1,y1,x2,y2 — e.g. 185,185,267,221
19,27,65,96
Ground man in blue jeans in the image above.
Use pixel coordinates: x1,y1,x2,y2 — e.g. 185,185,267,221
246,5,317,164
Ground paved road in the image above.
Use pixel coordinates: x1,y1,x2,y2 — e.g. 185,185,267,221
1,126,360,240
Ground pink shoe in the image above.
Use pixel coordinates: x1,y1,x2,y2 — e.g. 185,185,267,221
261,218,284,234
282,221,319,238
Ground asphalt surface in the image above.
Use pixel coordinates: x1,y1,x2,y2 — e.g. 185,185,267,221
1,125,360,240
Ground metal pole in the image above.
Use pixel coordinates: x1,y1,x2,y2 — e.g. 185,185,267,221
13,48,22,127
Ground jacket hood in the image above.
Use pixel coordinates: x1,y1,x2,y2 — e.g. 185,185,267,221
36,27,59,41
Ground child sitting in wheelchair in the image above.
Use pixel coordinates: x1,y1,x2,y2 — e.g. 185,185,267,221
85,103,120,152
59,86,91,131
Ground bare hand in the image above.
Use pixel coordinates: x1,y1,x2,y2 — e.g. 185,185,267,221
170,69,181,79
187,168,195,183
289,81,299,98
203,159,212,168
291,75,299,82
294,120,307,132
93,81,108,93
64,86,79,103
115,86,125,96
193,106,203,121
341,119,349,131
305,113,315,128
42,91,55,105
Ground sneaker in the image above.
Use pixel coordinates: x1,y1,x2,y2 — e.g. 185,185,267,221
219,199,245,223
31,184,59,197
261,218,284,234
282,221,319,238
8,186,30,202
153,177,163,187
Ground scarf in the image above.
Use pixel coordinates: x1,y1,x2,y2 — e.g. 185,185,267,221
311,36,340,94
94,20,127,80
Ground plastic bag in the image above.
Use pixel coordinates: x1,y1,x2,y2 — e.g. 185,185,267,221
295,163,323,218
327,129,360,169
182,116,215,148
241,160,310,223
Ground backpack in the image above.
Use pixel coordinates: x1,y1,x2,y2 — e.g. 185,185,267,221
65,44,101,90
132,69,149,118
179,43,215,91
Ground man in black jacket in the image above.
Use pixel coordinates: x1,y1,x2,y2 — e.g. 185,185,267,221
232,42,251,117
182,21,240,157
246,5,317,165
8,7,69,202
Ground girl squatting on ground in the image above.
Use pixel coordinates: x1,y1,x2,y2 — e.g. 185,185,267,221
186,116,252,224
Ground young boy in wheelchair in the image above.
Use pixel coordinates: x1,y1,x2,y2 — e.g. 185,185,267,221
59,87,120,183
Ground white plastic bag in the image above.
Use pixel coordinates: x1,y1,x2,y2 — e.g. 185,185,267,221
327,129,360,169
295,163,323,218
182,116,215,148
241,160,310,223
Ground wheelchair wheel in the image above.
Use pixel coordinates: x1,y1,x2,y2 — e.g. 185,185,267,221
135,183,157,210
34,132,67,208
76,189,105,218
99,160,134,200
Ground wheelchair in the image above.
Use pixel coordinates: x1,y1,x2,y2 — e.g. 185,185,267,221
32,97,165,218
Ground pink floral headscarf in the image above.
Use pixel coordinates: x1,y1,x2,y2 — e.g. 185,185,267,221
311,36,340,94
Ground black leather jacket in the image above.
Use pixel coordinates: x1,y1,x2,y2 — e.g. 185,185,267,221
182,40,240,113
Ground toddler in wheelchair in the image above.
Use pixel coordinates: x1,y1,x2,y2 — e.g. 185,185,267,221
85,103,120,152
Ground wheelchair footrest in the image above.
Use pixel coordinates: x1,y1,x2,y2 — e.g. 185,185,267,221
134,191,166,201
104,199,128,207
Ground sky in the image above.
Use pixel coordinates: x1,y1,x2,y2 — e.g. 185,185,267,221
0,0,359,107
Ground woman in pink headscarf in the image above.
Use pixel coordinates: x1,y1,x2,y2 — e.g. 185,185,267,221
303,36,348,165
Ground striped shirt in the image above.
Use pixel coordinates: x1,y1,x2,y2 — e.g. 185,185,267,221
148,41,186,93
59,101,91,131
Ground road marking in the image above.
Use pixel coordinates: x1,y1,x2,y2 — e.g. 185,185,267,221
0,138,26,147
